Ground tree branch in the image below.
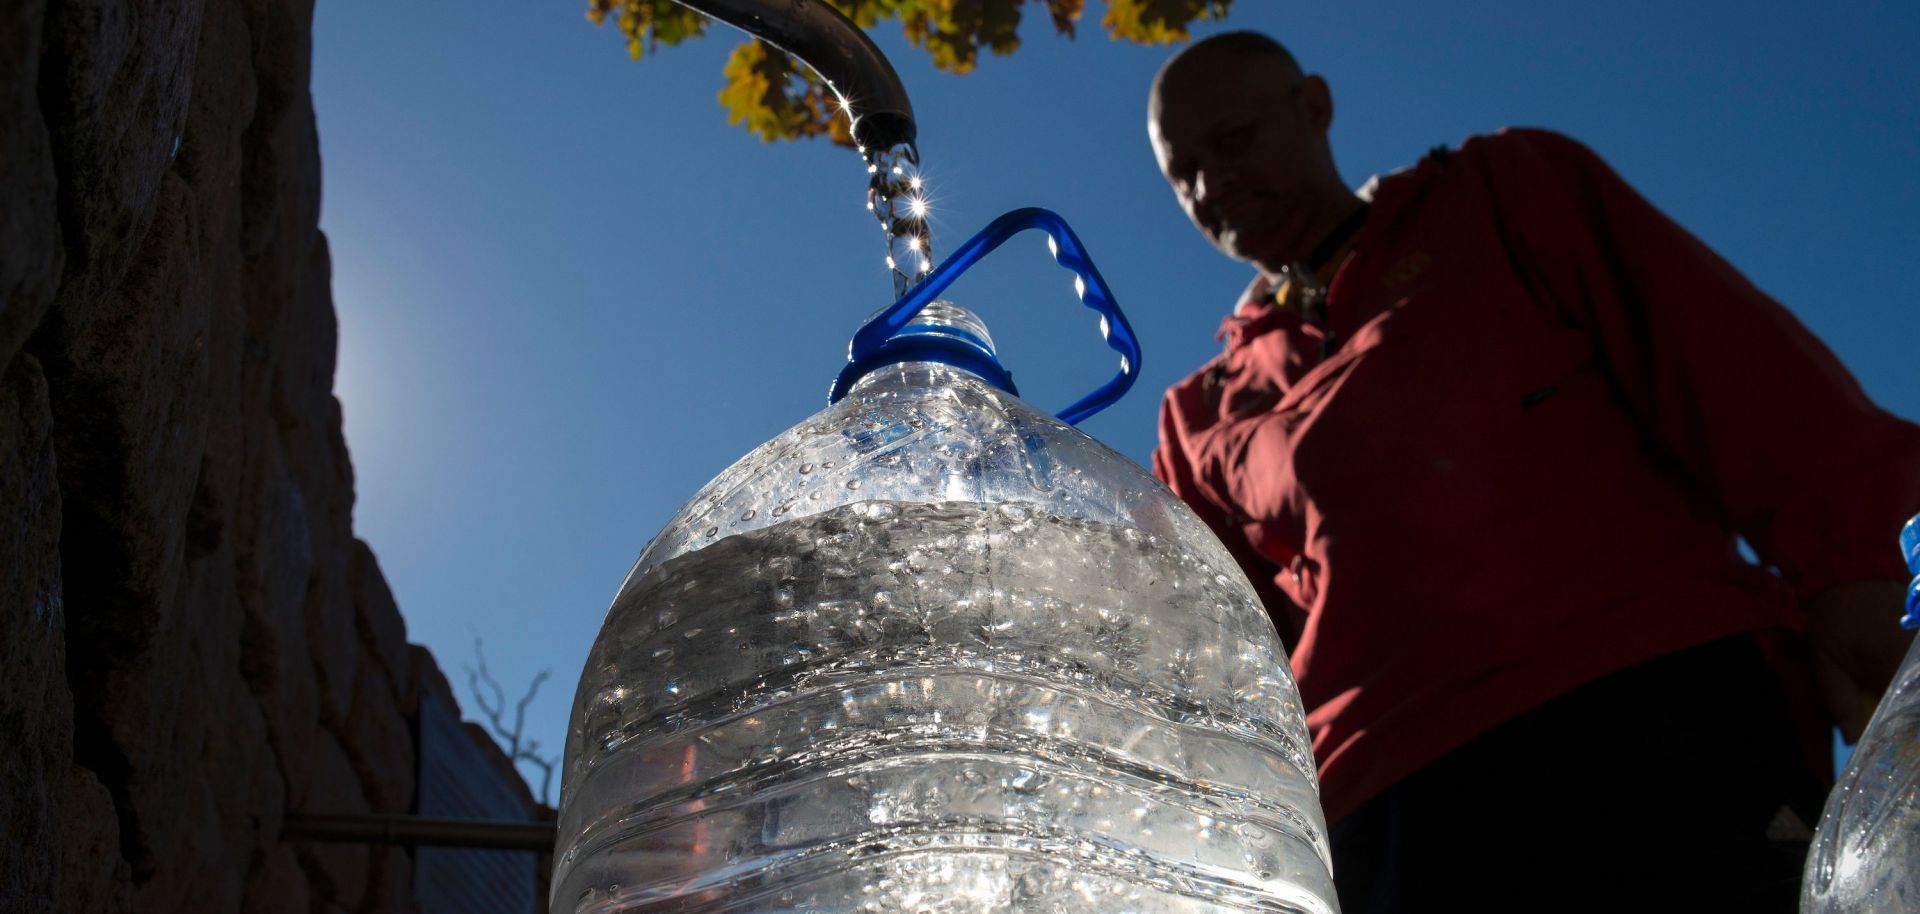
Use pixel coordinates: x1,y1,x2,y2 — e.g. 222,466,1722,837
464,638,563,806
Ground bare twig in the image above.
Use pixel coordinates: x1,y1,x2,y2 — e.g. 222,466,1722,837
464,638,562,806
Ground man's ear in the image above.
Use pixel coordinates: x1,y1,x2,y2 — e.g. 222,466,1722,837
1298,75,1335,132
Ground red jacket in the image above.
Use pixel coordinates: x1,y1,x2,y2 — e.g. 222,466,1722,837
1153,128,1920,823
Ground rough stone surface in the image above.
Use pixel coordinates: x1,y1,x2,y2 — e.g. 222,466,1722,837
0,0,554,909
0,353,130,914
344,656,415,813
351,539,412,702
294,732,372,909
366,847,416,914
239,846,310,914
0,0,63,366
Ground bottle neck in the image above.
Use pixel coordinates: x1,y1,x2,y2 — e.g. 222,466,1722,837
832,300,1018,402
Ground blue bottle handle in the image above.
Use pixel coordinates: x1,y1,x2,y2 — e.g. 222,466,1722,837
829,207,1141,426
1901,514,1919,629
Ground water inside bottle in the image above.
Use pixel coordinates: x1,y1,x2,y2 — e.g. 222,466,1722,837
557,500,1333,914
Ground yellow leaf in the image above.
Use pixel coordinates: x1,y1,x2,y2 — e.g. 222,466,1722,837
717,40,854,144
1103,0,1230,44
587,0,1232,143
590,0,710,60
896,0,1025,74
1045,0,1085,38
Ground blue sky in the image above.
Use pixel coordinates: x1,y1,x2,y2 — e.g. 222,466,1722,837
312,0,1919,797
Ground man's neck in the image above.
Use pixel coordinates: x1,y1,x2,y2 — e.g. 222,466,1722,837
1258,193,1369,284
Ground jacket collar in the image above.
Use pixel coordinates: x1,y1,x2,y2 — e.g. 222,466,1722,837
1213,161,1427,352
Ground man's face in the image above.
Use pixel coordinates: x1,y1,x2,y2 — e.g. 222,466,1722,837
1150,57,1331,270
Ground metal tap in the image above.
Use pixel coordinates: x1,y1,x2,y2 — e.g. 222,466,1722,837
670,0,915,151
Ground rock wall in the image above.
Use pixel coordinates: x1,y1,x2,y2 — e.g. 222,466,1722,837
0,0,548,911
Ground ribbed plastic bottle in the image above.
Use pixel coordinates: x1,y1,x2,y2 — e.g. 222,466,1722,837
1801,514,1920,913
551,299,1337,913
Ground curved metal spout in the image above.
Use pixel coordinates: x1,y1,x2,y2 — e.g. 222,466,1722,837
671,0,915,150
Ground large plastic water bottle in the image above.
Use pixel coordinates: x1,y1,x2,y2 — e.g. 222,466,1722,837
1801,513,1920,912
551,210,1338,913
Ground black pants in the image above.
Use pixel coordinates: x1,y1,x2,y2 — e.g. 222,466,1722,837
1329,634,1826,913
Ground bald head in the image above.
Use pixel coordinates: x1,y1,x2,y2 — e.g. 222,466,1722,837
1147,31,1358,277
1151,31,1304,118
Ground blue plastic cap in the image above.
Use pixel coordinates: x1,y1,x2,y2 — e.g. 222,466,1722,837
1904,514,1920,629
829,319,1020,402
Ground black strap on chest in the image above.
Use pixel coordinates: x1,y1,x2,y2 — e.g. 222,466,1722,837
1305,202,1372,274
1286,202,1372,360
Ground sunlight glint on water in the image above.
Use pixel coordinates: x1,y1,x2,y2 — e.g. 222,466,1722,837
864,142,933,298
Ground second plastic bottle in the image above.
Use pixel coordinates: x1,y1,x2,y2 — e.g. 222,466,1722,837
1801,514,1920,913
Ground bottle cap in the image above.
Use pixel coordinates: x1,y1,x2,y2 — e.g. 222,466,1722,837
833,299,1020,398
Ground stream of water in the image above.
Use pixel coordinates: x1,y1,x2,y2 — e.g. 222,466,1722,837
863,141,933,298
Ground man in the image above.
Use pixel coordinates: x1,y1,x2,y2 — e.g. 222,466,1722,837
1146,31,1920,911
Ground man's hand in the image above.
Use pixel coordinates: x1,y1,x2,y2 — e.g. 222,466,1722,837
1805,580,1916,741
